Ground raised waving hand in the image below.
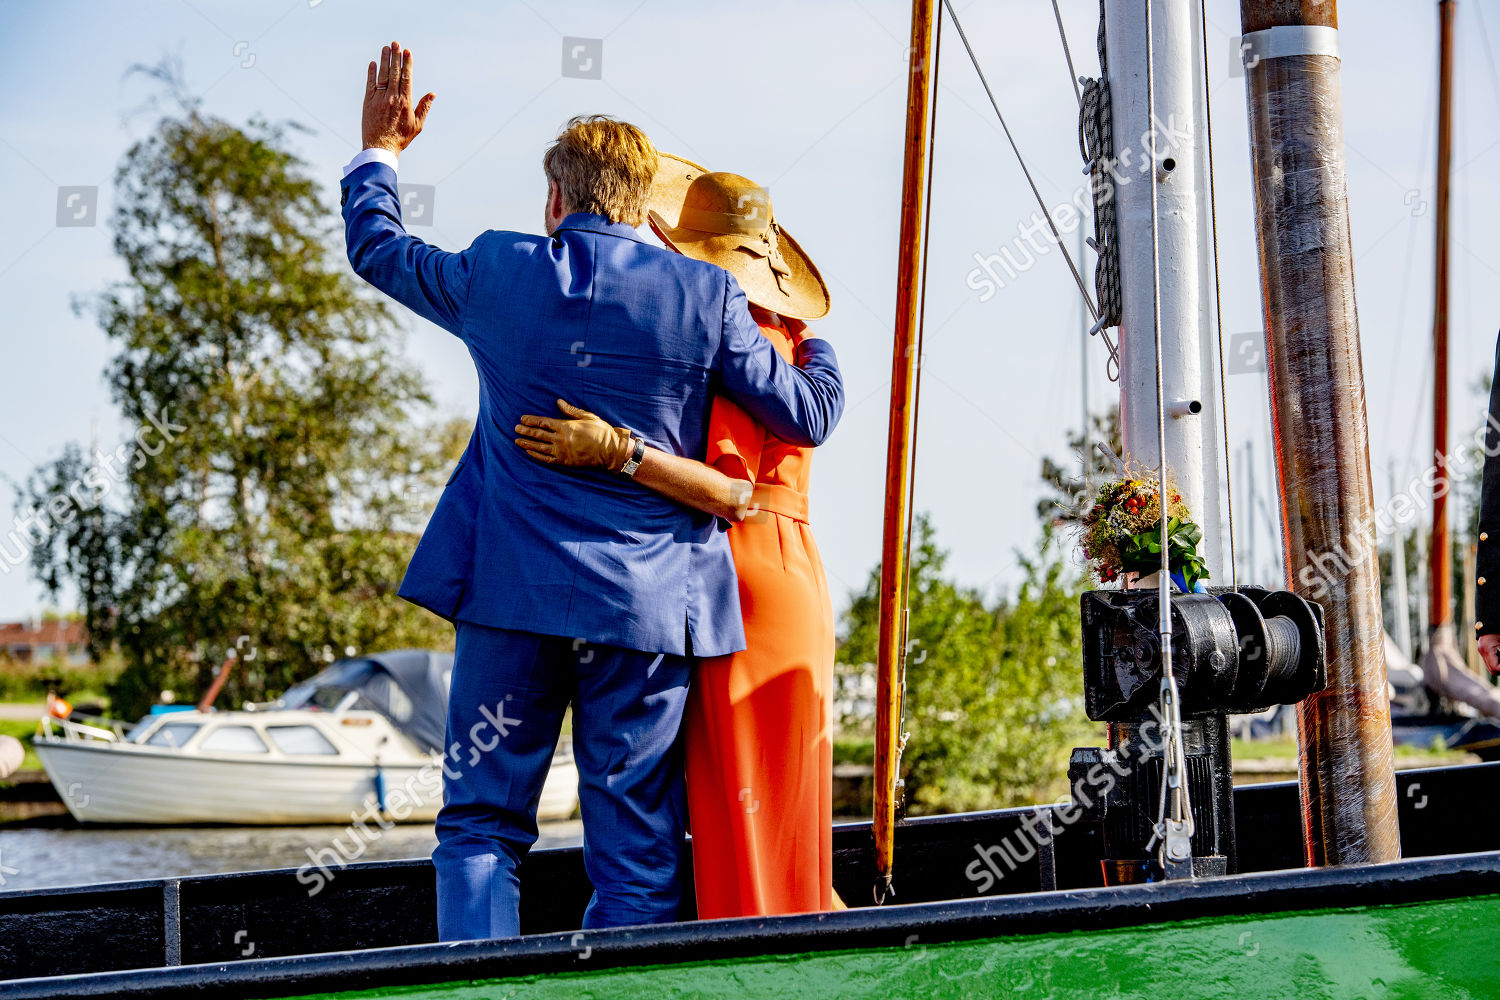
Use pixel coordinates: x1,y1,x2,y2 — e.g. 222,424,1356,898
361,41,436,156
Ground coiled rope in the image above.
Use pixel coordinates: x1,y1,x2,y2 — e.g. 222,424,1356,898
1078,0,1123,379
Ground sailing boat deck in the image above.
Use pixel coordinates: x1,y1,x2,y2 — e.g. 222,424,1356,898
4,760,1498,997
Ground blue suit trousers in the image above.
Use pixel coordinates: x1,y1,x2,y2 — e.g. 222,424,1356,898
433,622,691,940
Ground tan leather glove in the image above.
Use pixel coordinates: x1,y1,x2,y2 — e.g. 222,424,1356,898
515,399,634,471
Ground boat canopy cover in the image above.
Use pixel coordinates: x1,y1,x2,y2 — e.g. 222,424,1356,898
275,649,453,754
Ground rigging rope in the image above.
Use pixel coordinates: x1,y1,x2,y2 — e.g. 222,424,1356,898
940,0,1100,326
1137,0,1195,871
1051,0,1083,107
1078,0,1123,381
1198,0,1237,592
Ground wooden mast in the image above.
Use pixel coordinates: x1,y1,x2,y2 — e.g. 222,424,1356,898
1237,0,1401,865
872,0,937,903
1430,0,1456,639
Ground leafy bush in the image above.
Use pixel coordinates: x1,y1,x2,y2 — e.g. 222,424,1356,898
0,654,122,703
838,517,1096,813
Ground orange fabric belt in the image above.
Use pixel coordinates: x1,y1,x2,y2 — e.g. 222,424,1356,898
750,483,809,524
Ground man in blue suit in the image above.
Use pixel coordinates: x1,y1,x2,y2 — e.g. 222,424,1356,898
342,43,843,940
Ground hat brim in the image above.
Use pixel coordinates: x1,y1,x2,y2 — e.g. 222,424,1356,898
646,153,831,322
645,153,711,230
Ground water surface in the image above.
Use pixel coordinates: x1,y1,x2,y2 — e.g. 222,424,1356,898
0,820,584,891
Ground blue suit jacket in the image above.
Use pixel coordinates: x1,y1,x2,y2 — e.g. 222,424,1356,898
341,162,844,658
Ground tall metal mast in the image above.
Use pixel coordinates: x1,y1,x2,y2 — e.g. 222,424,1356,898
1084,0,1229,881
1103,0,1224,580
1237,0,1401,866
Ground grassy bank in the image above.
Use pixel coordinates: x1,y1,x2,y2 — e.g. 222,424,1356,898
0,654,120,704
0,718,43,773
1230,737,1466,764
839,736,1464,770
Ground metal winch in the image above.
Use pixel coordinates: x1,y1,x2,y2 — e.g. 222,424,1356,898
1068,586,1326,884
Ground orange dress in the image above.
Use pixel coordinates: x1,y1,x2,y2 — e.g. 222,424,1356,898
685,316,836,918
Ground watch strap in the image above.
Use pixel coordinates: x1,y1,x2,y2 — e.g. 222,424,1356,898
619,436,646,477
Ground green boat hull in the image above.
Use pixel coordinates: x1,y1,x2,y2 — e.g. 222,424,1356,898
295,893,1500,1000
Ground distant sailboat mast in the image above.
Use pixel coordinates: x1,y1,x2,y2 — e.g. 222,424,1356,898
1411,1,1500,717
1389,462,1413,660
1426,0,1462,680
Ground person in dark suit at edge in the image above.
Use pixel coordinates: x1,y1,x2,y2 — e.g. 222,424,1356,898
1475,335,1500,676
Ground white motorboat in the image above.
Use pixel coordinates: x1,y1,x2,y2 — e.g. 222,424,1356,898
33,650,580,825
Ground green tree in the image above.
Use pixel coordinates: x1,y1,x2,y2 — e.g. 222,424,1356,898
839,517,1092,813
1038,406,1122,527
21,95,463,715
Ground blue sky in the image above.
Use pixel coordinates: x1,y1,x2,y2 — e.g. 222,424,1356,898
0,0,1495,624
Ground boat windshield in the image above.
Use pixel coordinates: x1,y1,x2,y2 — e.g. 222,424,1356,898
136,722,203,748
273,651,451,754
290,686,377,714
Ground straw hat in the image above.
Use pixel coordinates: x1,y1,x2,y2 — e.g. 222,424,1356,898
646,153,830,321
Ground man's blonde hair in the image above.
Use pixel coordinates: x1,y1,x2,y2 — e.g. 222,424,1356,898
543,116,658,227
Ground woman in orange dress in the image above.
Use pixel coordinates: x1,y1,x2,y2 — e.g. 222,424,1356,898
514,156,837,917
681,303,835,917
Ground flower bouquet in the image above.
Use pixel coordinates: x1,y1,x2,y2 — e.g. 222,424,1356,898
1079,474,1210,591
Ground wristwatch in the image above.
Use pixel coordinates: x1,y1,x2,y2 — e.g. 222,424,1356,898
619,435,646,477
